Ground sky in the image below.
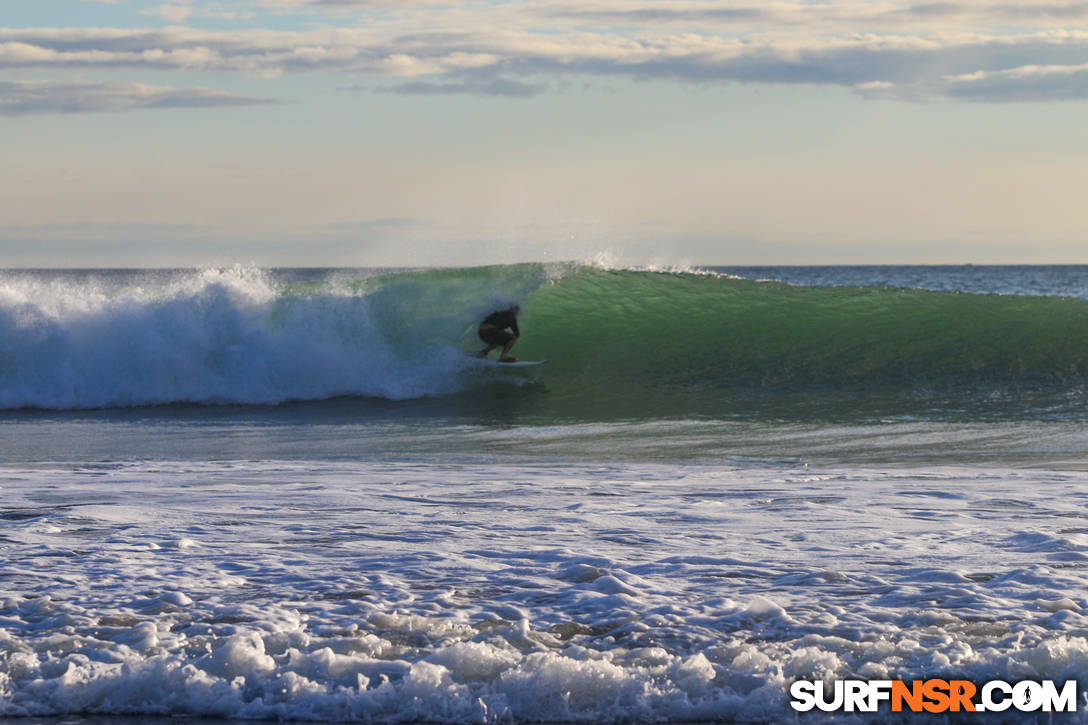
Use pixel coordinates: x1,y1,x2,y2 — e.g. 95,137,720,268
2,0,1088,267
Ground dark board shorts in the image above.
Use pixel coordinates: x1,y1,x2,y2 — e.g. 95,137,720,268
479,326,514,346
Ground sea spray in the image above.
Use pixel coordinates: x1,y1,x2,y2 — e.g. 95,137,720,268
0,267,469,408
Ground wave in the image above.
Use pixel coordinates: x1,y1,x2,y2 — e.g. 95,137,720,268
1,265,1086,418
523,266,1088,415
0,265,557,410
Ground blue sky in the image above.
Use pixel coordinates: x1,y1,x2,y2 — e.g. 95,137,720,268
2,0,1088,267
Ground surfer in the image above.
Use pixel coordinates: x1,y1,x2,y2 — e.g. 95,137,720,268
476,305,520,362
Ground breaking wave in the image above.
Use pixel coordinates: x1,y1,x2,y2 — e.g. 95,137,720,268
2,264,1086,419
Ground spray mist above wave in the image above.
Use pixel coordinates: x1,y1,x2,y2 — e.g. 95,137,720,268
0,266,557,410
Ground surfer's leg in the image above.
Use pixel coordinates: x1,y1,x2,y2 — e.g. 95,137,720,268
499,338,517,362
477,327,503,358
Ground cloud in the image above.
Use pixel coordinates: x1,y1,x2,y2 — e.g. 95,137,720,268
945,61,1088,100
147,5,195,24
0,79,280,115
253,0,1088,26
5,2,1088,101
139,2,256,24
539,0,1088,28
385,75,547,97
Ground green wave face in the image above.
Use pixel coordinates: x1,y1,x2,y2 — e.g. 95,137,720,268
504,267,1088,421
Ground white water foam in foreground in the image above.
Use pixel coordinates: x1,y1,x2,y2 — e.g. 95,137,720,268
2,461,1088,722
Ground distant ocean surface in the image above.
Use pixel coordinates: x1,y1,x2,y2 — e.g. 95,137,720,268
2,264,1088,723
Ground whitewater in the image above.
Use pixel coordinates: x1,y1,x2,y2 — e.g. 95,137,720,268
2,265,1088,724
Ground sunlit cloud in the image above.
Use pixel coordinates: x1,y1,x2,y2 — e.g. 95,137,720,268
148,4,194,24
537,0,1088,29
139,2,257,23
7,1,1088,103
4,24,1088,100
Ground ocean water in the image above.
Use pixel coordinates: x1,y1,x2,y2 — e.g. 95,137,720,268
2,264,1088,723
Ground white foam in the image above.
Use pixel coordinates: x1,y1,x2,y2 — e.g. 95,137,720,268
2,461,1088,722
0,268,514,409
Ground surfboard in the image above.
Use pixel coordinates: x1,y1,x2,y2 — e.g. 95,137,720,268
472,358,548,368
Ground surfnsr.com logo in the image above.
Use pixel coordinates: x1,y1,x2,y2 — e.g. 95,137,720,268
790,679,1078,713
